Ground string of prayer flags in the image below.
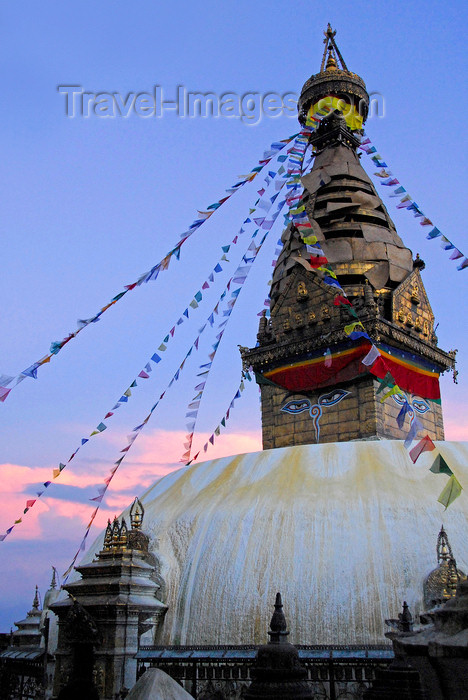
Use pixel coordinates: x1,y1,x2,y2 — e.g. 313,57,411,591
183,192,289,463
3,146,310,540
283,135,460,504
183,125,315,464
2,223,260,540
188,371,251,464
409,435,436,463
359,132,467,271
1,133,299,403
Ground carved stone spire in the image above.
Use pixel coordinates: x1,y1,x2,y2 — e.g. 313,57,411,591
268,592,288,643
32,585,39,610
245,593,312,700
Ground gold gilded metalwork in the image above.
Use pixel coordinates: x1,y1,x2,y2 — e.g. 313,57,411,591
411,283,420,304
297,281,308,301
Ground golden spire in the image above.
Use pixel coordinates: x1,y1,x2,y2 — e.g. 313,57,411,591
320,23,348,73
325,47,337,71
130,496,145,530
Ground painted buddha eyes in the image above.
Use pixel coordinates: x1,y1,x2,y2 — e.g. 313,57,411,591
412,398,430,414
393,393,407,406
281,389,350,415
281,399,310,414
392,393,430,414
318,389,350,407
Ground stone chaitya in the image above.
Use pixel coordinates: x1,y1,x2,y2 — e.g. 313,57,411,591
241,25,455,448
50,498,166,700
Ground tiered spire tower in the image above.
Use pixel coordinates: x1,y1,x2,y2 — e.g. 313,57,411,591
242,26,453,448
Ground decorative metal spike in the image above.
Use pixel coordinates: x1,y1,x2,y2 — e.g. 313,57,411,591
130,497,145,530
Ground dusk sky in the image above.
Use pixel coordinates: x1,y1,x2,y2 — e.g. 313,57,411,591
0,0,467,629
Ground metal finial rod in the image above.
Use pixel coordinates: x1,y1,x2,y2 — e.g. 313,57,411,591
329,32,348,71
320,36,330,72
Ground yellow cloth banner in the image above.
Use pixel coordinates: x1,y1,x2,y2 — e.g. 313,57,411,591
307,97,363,131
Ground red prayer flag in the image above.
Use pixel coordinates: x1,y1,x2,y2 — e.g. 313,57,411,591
333,295,351,306
409,435,436,463
309,256,328,268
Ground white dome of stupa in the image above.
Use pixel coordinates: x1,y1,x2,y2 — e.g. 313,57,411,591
84,439,468,646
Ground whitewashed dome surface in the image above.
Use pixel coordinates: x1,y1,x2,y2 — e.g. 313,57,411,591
87,440,468,646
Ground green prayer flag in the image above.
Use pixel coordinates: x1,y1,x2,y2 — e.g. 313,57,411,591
376,372,393,395
430,454,453,477
437,475,462,509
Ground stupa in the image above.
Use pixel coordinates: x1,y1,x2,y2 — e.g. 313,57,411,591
55,23,467,698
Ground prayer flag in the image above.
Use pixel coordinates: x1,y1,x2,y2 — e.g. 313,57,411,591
438,475,462,509
396,401,411,429
379,384,401,403
344,321,363,335
0,387,12,402
362,345,380,367
430,454,453,476
376,372,393,395
409,435,436,463
334,295,351,306
404,417,423,449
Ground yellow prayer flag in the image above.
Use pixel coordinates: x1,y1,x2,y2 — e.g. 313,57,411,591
380,385,402,403
438,475,463,510
53,468,61,478
344,321,363,335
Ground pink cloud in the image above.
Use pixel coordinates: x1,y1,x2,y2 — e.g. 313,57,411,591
0,428,262,542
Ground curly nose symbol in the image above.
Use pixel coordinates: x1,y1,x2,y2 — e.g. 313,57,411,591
309,404,322,443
